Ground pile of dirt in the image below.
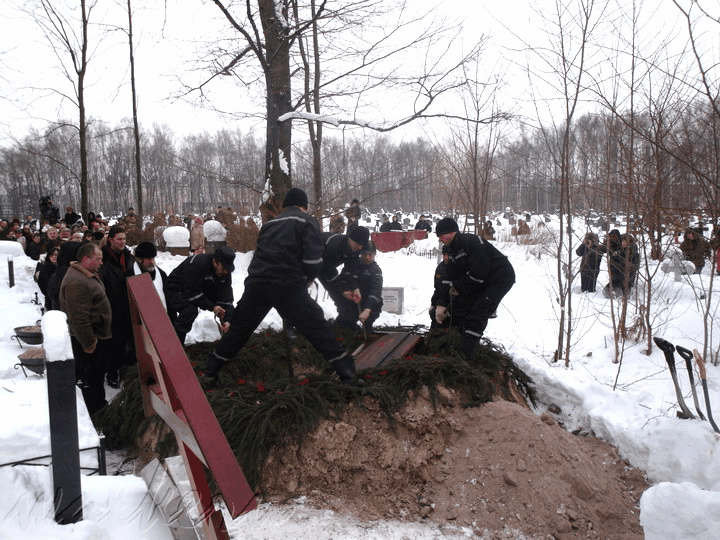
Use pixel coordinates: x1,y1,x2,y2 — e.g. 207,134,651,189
260,387,647,539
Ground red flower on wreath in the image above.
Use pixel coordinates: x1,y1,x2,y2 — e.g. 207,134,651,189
297,378,310,386
379,370,388,376
257,382,266,392
237,378,246,385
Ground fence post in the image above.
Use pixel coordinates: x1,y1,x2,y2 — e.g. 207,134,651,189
41,311,83,524
8,255,14,288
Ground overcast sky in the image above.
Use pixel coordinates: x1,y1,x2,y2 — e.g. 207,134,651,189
0,0,714,145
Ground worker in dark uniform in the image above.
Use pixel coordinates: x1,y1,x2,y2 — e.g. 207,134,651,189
319,226,370,309
434,217,515,363
165,246,236,345
334,240,383,332
205,188,358,384
429,246,452,329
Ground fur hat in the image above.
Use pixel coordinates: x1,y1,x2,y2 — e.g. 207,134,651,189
213,245,236,272
435,217,459,236
134,241,157,259
349,226,370,249
283,188,308,209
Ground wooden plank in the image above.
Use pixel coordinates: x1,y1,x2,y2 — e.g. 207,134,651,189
128,273,257,523
355,332,422,371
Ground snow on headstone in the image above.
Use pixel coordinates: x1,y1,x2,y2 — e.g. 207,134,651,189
203,220,227,242
660,245,695,282
163,226,190,248
0,240,26,258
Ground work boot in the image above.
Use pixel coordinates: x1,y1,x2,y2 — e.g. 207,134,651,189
331,354,358,384
461,334,479,363
201,353,225,387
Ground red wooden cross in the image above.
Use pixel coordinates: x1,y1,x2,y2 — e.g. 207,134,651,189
128,273,257,539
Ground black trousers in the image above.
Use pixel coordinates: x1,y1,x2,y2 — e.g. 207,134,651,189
168,293,201,343
70,336,108,416
213,282,347,364
580,269,600,292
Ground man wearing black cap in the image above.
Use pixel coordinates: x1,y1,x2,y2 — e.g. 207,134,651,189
205,187,358,384
165,245,236,345
434,217,515,362
133,241,169,312
334,240,384,332
319,225,370,308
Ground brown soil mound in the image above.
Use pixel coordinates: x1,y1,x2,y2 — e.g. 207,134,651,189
261,387,646,539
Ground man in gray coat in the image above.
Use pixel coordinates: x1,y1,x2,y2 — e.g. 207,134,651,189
59,243,112,415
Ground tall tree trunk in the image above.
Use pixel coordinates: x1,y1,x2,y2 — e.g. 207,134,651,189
78,0,90,218
127,0,143,219
259,0,292,220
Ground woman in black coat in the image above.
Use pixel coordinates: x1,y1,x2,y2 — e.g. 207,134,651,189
575,232,602,292
36,246,60,311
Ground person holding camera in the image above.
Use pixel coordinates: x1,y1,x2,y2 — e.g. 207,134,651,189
575,232,602,293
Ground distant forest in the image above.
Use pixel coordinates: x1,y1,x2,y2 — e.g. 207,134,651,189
1,96,717,232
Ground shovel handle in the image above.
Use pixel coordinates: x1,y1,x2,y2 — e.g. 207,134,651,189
676,345,694,362
694,349,707,380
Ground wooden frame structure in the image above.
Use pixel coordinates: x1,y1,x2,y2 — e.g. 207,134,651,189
128,273,256,539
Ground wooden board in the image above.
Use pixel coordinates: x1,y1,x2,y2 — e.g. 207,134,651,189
355,332,422,371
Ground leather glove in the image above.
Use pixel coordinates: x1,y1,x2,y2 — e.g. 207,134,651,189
435,305,448,324
213,305,226,319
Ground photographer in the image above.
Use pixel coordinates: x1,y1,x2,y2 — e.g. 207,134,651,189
575,232,602,293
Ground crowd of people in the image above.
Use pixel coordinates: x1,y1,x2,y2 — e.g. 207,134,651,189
574,225,719,299
5,194,720,416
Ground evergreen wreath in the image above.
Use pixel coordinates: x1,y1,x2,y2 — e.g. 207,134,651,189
95,326,536,490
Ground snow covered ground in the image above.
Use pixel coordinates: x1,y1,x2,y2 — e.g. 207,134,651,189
1,215,719,539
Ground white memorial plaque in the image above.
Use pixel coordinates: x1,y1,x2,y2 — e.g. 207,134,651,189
382,287,404,315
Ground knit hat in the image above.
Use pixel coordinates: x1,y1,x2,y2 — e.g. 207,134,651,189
283,188,309,209
213,245,236,272
134,241,158,259
362,240,377,254
349,226,370,249
436,217,459,236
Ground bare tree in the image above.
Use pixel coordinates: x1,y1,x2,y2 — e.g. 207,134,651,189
529,0,604,365
187,0,495,221
29,0,97,218
125,0,143,218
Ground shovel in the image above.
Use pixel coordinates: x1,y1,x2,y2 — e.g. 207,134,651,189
654,337,695,419
693,349,720,434
676,345,706,420
352,303,370,357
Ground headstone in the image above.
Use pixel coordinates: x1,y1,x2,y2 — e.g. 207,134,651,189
381,287,404,315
